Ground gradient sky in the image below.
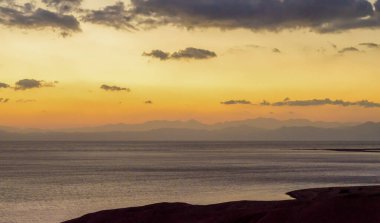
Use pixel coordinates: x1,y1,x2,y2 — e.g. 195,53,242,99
1,0,380,128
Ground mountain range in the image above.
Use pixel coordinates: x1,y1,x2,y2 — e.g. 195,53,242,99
0,118,379,141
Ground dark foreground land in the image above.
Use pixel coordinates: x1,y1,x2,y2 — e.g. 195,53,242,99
64,186,380,223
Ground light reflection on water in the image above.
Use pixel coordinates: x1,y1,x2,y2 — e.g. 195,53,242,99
1,141,380,223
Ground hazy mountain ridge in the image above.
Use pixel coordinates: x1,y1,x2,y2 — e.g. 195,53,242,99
14,118,356,133
0,119,378,141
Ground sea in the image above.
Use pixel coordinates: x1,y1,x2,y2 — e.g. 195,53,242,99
1,141,380,223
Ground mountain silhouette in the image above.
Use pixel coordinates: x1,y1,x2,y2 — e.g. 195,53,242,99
0,119,378,141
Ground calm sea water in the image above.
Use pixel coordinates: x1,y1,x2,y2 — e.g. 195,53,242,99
1,141,380,223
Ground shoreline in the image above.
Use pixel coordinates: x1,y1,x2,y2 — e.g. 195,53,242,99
64,185,380,223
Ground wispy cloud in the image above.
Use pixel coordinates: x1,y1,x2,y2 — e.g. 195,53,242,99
338,47,360,54
16,99,37,103
359,42,380,48
42,0,82,14
143,47,217,61
143,50,170,60
171,48,217,60
100,84,131,92
221,100,252,105
0,98,10,103
0,82,10,89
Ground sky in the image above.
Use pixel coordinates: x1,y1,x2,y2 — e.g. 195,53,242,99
1,0,380,128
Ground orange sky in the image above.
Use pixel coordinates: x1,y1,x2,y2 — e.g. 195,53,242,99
1,1,380,128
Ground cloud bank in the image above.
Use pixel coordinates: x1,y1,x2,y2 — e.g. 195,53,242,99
86,0,380,33
261,98,380,108
3,0,380,34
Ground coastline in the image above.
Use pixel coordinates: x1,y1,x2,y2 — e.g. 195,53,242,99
64,185,380,223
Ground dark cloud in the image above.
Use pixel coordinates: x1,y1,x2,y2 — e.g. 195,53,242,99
143,47,217,60
171,48,217,60
272,48,281,53
0,82,10,88
145,100,153,104
82,2,136,30
100,84,131,92
125,0,380,33
81,1,168,30
14,79,57,90
0,1,80,32
338,47,360,53
15,79,42,90
143,50,170,60
359,42,379,48
2,0,380,33
42,0,82,14
375,0,380,11
221,100,252,105
261,98,380,108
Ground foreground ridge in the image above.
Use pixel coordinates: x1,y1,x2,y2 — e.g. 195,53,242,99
64,186,380,223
